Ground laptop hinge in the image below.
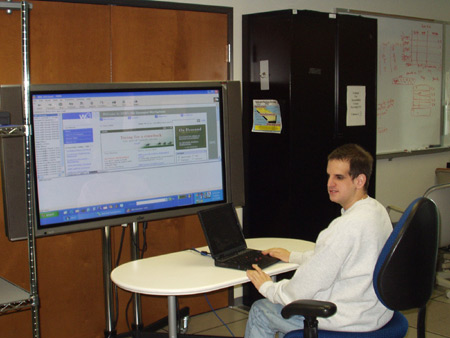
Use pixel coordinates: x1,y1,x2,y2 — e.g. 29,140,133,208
216,245,248,261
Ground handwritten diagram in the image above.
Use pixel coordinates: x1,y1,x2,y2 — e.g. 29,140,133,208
376,17,443,153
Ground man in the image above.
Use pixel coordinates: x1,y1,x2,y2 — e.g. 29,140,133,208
245,144,393,338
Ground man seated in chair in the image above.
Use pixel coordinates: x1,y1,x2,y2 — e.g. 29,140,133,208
245,144,394,338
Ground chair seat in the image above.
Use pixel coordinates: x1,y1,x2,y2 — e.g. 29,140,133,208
284,311,408,338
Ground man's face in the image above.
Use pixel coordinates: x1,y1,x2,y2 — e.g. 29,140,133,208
327,159,362,210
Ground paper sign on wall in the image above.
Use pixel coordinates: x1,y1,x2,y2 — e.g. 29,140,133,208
346,86,366,126
252,99,282,133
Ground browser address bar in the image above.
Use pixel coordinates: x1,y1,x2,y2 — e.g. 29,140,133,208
136,198,169,206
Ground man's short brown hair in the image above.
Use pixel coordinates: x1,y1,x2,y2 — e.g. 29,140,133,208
328,144,373,191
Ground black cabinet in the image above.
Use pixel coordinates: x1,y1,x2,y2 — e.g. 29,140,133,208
242,10,377,243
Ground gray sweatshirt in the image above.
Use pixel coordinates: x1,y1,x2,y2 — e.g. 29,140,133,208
259,197,394,332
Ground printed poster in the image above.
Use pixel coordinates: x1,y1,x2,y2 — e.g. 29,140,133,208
252,99,282,133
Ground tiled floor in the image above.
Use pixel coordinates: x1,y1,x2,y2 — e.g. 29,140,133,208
167,286,450,337
403,287,450,338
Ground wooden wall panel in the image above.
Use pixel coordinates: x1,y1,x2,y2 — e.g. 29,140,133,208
111,6,228,81
29,1,111,84
0,9,22,84
0,1,230,338
36,231,106,338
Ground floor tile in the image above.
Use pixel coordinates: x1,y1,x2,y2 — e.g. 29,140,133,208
433,287,450,304
185,307,247,335
197,318,247,337
402,298,450,337
405,327,445,338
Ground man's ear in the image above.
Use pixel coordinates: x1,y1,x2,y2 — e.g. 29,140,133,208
355,174,367,189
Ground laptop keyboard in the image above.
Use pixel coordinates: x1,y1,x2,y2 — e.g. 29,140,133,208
225,249,279,270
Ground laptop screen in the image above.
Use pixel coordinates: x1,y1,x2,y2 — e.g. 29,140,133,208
198,203,247,257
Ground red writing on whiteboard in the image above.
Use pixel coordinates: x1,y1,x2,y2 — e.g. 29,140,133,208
392,76,416,85
377,98,395,117
377,126,388,134
402,29,442,70
411,84,435,117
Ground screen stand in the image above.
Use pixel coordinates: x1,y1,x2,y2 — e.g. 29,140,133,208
102,223,192,337
130,222,143,331
102,224,144,337
102,226,116,338
129,223,190,337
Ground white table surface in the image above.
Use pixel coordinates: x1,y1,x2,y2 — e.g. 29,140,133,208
111,237,315,296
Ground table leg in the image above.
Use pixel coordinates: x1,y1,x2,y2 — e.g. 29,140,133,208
168,295,178,338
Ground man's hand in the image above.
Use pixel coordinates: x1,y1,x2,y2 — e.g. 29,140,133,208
246,264,272,290
262,248,291,262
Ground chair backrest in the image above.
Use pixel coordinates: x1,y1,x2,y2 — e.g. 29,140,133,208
374,197,439,311
424,183,450,249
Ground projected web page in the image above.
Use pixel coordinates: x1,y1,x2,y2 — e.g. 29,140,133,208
31,89,225,226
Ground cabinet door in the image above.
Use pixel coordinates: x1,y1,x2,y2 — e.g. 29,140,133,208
336,14,377,198
289,11,338,241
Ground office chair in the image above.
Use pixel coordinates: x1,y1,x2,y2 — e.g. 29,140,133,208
424,183,450,249
423,183,450,296
281,197,439,338
387,183,450,296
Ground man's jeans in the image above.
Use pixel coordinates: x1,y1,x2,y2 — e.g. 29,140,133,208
244,299,304,338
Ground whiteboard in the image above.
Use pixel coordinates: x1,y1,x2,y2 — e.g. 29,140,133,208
443,24,450,146
375,16,443,154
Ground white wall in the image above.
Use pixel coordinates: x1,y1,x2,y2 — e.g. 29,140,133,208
377,152,449,216
154,0,450,210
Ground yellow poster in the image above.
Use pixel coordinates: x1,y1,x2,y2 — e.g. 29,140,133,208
252,99,282,133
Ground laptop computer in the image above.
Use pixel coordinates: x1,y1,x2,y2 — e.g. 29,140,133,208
197,203,279,271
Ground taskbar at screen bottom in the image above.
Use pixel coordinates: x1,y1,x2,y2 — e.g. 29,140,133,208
38,190,224,226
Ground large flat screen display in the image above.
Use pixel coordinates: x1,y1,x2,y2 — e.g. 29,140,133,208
27,81,243,236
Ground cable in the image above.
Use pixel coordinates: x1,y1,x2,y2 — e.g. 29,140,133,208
141,221,148,258
110,225,127,336
190,248,211,257
130,222,148,258
125,295,133,332
116,225,127,267
204,295,235,337
125,222,149,331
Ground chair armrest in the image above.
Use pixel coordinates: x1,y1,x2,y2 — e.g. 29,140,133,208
281,300,337,319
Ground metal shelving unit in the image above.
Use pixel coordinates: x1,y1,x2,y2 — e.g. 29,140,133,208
0,276,32,313
0,2,39,337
